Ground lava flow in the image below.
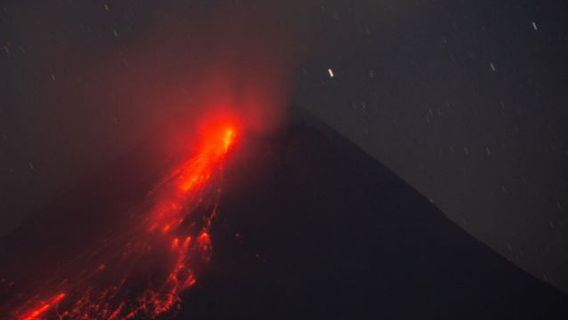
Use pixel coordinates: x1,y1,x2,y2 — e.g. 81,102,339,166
4,117,239,320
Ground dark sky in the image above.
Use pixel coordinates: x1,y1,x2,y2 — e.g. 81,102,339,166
1,0,568,291
295,0,568,289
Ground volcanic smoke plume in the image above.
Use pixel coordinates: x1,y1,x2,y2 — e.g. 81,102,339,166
0,2,299,319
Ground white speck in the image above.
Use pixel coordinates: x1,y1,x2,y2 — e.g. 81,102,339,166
327,68,335,78
489,63,496,72
531,21,538,31
463,147,470,155
104,4,110,12
368,69,376,79
359,102,367,113
28,161,35,170
49,73,56,81
112,29,119,37
425,108,432,123
485,147,492,157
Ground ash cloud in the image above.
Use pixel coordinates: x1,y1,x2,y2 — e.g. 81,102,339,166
0,0,303,234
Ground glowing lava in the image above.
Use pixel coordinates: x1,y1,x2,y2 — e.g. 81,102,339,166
5,118,239,320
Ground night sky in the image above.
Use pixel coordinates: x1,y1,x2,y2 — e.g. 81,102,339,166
1,0,568,294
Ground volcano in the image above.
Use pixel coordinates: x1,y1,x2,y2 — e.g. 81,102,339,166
1,112,567,319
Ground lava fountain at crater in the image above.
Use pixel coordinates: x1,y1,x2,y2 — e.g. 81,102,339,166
7,118,239,320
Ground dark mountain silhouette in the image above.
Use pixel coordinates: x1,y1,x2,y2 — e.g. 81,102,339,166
1,112,566,319
179,114,568,319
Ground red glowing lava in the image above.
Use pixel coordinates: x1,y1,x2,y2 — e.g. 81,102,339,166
5,118,239,320
19,294,66,320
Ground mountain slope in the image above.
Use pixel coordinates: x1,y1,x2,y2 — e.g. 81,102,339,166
179,117,568,319
1,114,566,319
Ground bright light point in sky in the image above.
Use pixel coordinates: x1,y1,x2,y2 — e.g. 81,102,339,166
328,68,335,78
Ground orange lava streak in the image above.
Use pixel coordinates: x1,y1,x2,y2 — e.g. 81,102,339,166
178,124,237,193
151,121,238,233
19,293,66,320
10,118,239,320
